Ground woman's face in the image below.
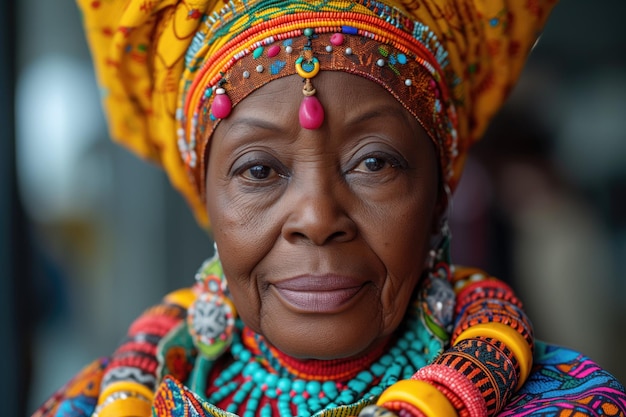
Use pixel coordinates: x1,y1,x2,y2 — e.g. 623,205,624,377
206,71,439,360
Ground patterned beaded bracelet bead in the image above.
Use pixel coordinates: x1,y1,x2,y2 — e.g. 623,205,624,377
358,404,400,417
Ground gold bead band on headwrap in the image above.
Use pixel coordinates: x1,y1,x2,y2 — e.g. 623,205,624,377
77,0,556,227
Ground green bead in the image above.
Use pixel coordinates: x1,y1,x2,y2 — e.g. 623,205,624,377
253,46,264,59
303,28,314,37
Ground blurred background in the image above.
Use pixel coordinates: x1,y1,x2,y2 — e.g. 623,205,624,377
0,1,624,415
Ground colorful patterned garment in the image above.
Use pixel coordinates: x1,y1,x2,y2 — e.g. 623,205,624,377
33,264,626,417
33,330,626,416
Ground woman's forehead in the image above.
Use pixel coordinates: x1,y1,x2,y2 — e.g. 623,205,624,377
225,72,412,125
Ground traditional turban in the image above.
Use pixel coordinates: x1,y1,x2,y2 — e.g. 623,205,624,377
77,0,556,227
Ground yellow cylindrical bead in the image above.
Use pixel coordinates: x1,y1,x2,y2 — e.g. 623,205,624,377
377,379,458,417
98,381,154,406
164,288,197,309
97,396,152,417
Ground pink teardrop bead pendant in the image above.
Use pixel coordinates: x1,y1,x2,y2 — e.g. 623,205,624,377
299,96,324,130
211,88,232,119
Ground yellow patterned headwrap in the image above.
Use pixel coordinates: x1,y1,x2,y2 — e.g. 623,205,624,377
77,0,556,228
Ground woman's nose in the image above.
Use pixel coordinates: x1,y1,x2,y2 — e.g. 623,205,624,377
281,177,357,246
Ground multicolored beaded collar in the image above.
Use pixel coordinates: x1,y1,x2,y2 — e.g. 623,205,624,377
94,246,534,417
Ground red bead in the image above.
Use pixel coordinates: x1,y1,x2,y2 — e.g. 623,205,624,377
299,96,324,130
212,91,232,119
330,33,344,45
267,45,281,57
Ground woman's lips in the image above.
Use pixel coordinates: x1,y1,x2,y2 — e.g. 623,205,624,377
272,275,367,313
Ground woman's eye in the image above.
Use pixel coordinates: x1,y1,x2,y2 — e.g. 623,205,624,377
363,157,386,171
354,156,394,173
245,164,273,180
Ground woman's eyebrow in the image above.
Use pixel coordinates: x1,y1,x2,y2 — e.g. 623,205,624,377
229,117,284,132
345,106,411,129
220,116,289,143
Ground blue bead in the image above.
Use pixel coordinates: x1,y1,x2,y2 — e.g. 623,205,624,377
341,25,358,35
338,391,355,404
266,373,278,388
322,381,338,396
278,378,292,392
371,363,386,377
253,369,267,383
239,349,252,362
356,371,374,384
305,380,321,395
261,404,272,417
243,361,260,376
250,387,263,399
233,390,247,402
348,379,367,392
397,338,409,350
379,355,393,366
307,398,321,408
292,379,306,393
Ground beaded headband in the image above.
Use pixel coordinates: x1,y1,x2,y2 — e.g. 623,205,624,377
177,10,459,202
77,0,556,227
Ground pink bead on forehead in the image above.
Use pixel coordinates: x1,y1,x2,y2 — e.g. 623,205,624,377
296,28,325,130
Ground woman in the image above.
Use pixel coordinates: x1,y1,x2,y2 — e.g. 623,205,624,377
34,0,626,416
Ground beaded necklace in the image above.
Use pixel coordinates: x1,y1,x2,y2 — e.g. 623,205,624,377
203,298,445,417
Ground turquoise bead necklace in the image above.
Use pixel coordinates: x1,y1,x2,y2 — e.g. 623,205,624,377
206,302,443,417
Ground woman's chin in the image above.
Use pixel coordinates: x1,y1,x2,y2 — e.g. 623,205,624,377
256,297,387,360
